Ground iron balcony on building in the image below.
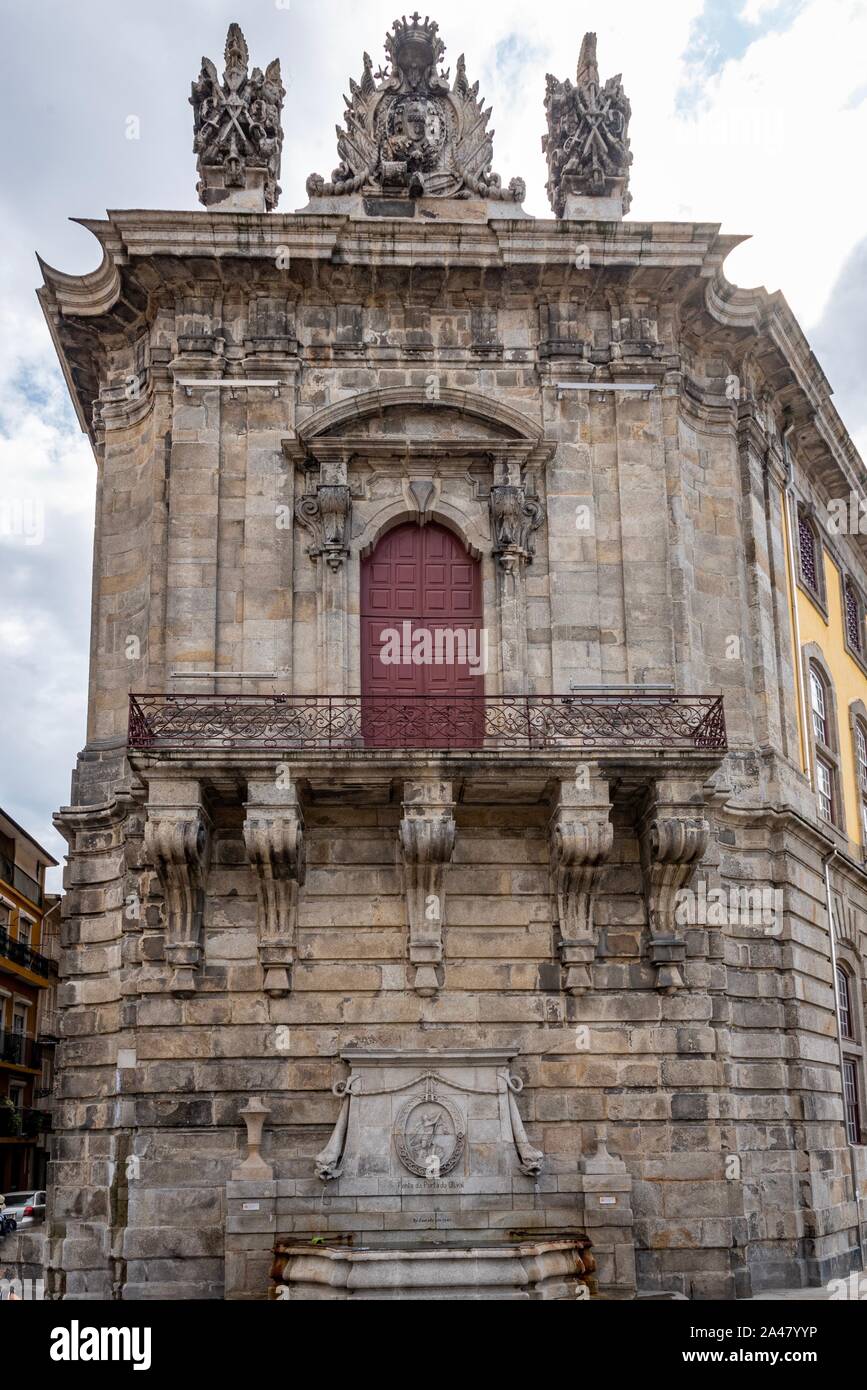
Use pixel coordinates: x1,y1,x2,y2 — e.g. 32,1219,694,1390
0,1105,51,1139
0,1030,43,1071
128,692,727,755
0,926,56,980
0,854,43,909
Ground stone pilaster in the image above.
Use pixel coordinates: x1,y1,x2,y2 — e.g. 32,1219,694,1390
490,459,542,694
399,780,456,996
166,316,224,686
243,779,305,997
295,461,352,692
737,406,785,752
143,778,212,996
638,777,710,991
548,771,614,994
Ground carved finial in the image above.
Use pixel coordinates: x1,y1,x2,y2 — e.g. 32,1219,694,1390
190,22,285,211
543,31,632,220
575,31,599,91
306,15,525,205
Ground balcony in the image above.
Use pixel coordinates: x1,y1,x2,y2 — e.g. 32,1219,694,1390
0,1104,51,1139
0,926,56,980
0,855,43,909
129,692,727,754
0,1031,43,1071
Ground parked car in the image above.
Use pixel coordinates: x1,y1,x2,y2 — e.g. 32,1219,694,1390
0,1191,45,1227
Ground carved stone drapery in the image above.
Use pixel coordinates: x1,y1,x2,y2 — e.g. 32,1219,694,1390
190,23,285,211
306,15,525,203
549,773,614,994
143,783,211,996
316,1050,543,1184
243,780,305,997
639,779,710,992
295,483,352,571
399,781,456,996
543,32,632,219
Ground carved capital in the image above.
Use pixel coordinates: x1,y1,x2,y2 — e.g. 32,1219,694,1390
489,484,543,569
295,483,352,570
243,782,305,997
399,781,456,996
639,782,710,992
143,794,211,997
548,773,613,994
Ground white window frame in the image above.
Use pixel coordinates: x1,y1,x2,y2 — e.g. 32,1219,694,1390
810,669,828,745
816,756,834,823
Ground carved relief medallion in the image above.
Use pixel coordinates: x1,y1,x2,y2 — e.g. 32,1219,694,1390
394,1089,466,1178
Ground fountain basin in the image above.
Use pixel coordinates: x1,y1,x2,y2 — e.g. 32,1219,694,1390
271,1232,595,1300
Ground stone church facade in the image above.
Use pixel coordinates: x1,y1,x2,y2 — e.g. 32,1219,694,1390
36,19,867,1299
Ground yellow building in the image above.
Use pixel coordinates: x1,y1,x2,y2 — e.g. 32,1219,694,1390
786,493,867,852
0,808,58,1193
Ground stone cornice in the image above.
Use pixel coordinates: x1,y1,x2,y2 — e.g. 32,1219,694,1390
35,210,864,499
37,211,737,323
704,269,867,561
290,438,554,470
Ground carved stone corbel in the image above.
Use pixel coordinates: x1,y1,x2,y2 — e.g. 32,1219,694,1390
549,772,614,994
295,483,352,571
143,784,211,997
243,780,305,997
399,781,456,996
639,779,710,992
489,483,543,572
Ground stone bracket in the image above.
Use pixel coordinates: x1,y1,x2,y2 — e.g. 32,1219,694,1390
399,780,456,996
295,479,352,571
638,778,710,992
243,780,306,997
489,481,543,572
143,781,211,997
548,771,614,994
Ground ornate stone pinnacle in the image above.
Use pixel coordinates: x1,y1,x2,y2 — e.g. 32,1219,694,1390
306,14,525,204
190,22,285,212
543,31,632,220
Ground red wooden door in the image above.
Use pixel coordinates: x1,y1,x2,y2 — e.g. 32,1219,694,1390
361,522,484,747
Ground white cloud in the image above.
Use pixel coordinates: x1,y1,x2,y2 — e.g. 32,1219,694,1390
1,0,865,889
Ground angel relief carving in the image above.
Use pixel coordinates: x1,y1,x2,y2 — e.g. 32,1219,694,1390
306,14,525,203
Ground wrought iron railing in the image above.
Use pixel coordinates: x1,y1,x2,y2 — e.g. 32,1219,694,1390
0,927,55,980
128,692,726,753
0,1104,51,1138
0,1030,43,1071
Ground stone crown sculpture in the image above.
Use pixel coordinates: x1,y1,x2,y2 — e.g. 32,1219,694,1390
191,23,285,211
543,31,632,219
307,12,525,203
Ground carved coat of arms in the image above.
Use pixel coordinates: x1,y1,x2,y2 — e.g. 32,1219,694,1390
307,14,525,204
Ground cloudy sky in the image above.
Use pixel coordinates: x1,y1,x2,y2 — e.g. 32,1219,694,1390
2,0,866,890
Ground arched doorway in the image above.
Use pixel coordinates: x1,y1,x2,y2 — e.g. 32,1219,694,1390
361,522,485,748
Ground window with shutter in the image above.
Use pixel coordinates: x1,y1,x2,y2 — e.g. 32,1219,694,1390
798,513,818,592
844,579,863,652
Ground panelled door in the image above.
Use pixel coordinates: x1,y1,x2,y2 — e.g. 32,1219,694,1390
361,522,484,747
